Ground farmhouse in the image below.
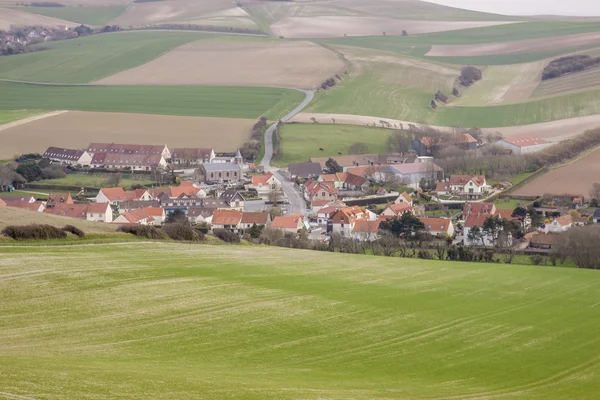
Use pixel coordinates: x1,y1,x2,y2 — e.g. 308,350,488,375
497,137,552,155
288,162,323,179
463,202,513,247
87,143,171,159
198,163,241,183
528,232,559,250
171,148,215,165
248,172,282,195
43,147,92,166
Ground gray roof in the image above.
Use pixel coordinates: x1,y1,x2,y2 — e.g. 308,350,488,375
289,162,322,178
594,208,600,219
202,163,241,172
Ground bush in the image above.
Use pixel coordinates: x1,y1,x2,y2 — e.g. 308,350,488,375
213,229,240,244
162,223,202,241
459,66,482,87
117,225,168,240
62,225,85,238
2,224,67,240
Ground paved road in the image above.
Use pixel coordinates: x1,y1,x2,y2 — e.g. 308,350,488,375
261,89,314,214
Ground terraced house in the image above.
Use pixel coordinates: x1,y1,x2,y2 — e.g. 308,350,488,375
43,147,92,167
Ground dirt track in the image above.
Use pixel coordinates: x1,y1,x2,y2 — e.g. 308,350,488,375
95,40,344,89
0,111,255,158
426,32,600,57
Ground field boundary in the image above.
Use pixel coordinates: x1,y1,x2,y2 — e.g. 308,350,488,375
0,110,67,131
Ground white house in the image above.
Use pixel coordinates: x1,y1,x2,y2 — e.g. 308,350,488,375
542,215,573,234
86,203,113,223
463,202,513,247
96,188,151,206
418,217,454,237
43,147,92,166
373,162,443,187
248,172,282,196
497,137,552,155
332,206,371,237
437,175,488,199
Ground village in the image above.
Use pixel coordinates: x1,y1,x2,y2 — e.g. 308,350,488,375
1,137,594,254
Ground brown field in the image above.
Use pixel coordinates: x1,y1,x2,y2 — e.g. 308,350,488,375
426,32,600,57
290,112,600,142
534,67,600,98
0,111,255,159
271,17,517,39
114,0,235,27
95,39,345,89
0,207,118,234
0,7,77,30
513,147,600,197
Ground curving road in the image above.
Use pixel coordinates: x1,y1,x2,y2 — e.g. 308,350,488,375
261,89,315,215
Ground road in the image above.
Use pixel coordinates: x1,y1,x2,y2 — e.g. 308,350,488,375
261,89,314,214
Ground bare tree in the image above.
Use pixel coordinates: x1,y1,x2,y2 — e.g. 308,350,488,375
386,131,412,153
554,225,600,269
590,182,600,201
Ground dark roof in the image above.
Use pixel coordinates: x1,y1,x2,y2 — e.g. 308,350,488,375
119,200,160,210
594,208,600,219
172,148,213,161
187,207,214,218
220,190,245,204
289,162,322,178
43,147,85,161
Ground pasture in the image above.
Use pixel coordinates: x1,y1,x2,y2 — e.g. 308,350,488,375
0,82,304,119
0,31,215,84
0,111,259,158
513,147,600,197
7,5,128,26
274,123,392,166
96,38,345,89
1,243,600,398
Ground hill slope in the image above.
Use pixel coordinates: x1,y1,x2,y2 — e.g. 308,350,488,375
1,243,599,399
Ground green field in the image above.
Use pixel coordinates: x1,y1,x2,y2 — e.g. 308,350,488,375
0,81,305,120
34,173,157,190
0,31,216,84
1,243,600,398
9,5,127,26
0,109,46,125
274,123,393,166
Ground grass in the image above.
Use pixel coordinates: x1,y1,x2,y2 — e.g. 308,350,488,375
494,198,529,210
1,243,600,398
0,109,46,125
0,81,305,120
0,31,217,84
34,173,157,189
0,206,117,233
8,5,128,26
274,123,393,166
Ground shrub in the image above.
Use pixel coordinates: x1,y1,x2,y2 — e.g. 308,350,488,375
117,225,168,240
213,229,240,244
2,224,67,240
62,225,85,238
162,223,202,241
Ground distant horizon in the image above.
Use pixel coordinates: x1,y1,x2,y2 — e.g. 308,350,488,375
422,0,600,17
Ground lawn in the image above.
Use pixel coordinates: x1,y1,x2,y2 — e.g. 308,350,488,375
1,243,600,399
0,109,46,125
8,5,128,26
34,173,157,190
0,81,305,120
274,123,394,166
494,197,532,210
0,31,217,84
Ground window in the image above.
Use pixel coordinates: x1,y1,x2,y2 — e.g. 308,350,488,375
441,225,445,229
322,192,325,197
227,172,230,177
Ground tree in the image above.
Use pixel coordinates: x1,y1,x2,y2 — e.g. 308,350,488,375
554,225,600,269
165,209,189,225
402,30,408,36
512,206,528,229
248,223,264,239
590,182,600,202
348,142,369,155
269,206,283,220
0,164,25,189
268,189,283,204
467,226,485,247
105,173,122,187
482,215,506,248
325,158,343,173
16,162,42,182
379,213,425,239
386,131,412,153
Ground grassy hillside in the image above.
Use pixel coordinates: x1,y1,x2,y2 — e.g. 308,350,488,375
0,31,216,84
274,123,393,166
1,243,600,399
0,82,305,120
0,109,46,125
0,207,118,233
8,5,128,26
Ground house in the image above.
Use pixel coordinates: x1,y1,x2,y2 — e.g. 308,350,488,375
187,207,215,225
318,172,369,192
87,143,171,159
249,172,282,195
43,203,88,219
198,163,241,183
304,180,338,202
463,202,513,247
376,187,388,196
394,191,413,206
331,206,370,237
171,148,215,165
310,153,417,171
149,182,206,200
418,217,454,237
118,200,160,214
594,208,600,223
411,134,478,156
271,215,306,233
317,203,347,227
113,207,159,225
0,196,36,204
86,203,113,223
211,210,243,232
46,193,74,208
438,175,488,199
542,215,573,234
95,188,151,205
220,190,245,210
288,162,323,179
351,217,388,242
240,212,270,231
43,147,92,166
528,233,559,250
373,162,443,186
7,201,46,212
497,137,552,155
382,202,414,217
210,149,244,165
101,154,167,171
435,181,451,195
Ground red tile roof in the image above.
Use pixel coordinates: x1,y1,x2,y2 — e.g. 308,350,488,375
212,210,243,226
86,203,111,214
386,202,413,216
241,212,269,225
7,201,44,212
271,215,304,229
43,203,88,219
332,206,368,224
99,187,139,202
502,137,549,148
352,219,381,233
449,175,486,187
436,181,451,192
418,217,452,234
251,172,274,187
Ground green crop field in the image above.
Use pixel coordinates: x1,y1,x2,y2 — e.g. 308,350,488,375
34,173,157,190
1,243,600,399
0,31,216,84
0,82,305,120
0,109,46,125
274,123,394,166
8,5,128,26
